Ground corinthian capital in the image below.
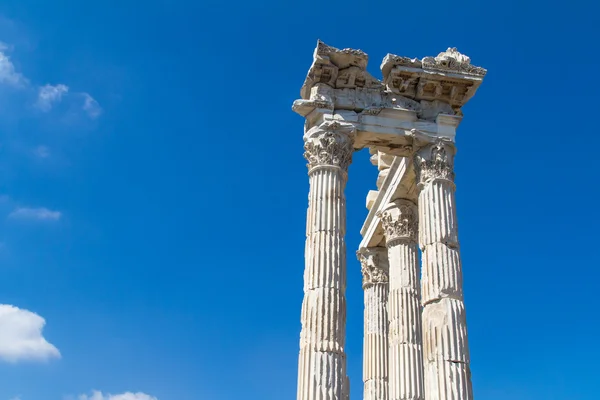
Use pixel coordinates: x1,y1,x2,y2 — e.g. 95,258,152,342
379,199,418,244
357,247,389,288
303,120,356,171
414,140,456,184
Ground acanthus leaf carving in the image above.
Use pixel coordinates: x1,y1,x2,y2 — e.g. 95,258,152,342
414,140,455,184
303,121,356,171
379,200,418,243
357,248,389,288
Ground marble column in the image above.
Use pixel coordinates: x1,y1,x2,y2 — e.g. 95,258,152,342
380,200,425,400
358,247,390,400
415,141,473,400
298,120,356,400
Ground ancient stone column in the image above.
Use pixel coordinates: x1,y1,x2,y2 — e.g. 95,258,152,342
358,247,390,400
380,200,425,400
298,120,356,400
415,141,473,400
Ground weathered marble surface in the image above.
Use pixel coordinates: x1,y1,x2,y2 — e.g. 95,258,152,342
293,40,485,122
294,40,485,400
358,248,390,400
415,142,473,400
380,200,424,400
298,120,355,400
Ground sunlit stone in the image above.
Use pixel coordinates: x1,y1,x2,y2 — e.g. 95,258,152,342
294,40,486,400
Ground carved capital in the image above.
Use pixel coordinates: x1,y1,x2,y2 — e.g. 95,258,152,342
414,140,456,184
379,199,418,244
357,247,389,288
303,121,356,171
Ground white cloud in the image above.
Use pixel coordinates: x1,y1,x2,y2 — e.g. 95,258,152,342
82,93,102,119
0,45,26,87
78,392,157,400
36,83,68,112
8,207,61,221
0,304,60,362
0,41,101,120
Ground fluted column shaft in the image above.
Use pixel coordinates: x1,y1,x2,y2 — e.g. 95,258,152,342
415,141,473,400
358,248,390,400
381,200,425,400
298,121,356,400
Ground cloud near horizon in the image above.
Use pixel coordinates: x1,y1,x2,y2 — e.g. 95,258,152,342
0,304,60,363
8,207,61,221
78,392,158,400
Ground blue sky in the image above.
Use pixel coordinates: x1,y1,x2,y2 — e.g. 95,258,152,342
0,0,598,399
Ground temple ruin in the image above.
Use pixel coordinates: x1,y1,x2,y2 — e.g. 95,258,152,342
293,41,487,400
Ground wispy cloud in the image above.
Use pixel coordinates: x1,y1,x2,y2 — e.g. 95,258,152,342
0,43,26,87
78,392,158,400
82,93,102,119
36,83,69,112
0,304,60,363
0,42,100,119
33,145,50,159
8,207,61,221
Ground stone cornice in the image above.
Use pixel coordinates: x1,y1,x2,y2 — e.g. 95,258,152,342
380,48,485,108
300,40,381,101
295,41,486,122
381,48,487,79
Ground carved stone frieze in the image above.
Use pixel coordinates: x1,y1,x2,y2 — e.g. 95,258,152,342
379,199,418,243
357,247,389,288
334,89,421,114
303,121,356,171
294,41,486,122
336,66,382,90
414,140,456,184
380,48,485,108
300,40,371,100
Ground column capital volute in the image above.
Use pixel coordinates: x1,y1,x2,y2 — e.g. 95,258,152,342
378,199,418,244
357,247,389,289
414,139,456,185
303,120,356,172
